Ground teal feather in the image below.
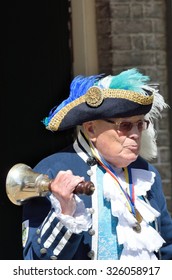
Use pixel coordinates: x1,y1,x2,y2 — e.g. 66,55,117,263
109,68,150,94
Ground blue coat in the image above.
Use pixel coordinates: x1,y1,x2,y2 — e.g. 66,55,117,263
22,144,172,260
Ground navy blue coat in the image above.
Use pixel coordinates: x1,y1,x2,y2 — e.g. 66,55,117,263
22,144,172,260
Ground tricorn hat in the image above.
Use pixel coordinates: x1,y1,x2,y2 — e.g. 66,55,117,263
43,68,165,131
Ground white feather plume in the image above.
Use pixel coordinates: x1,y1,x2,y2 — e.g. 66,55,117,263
140,85,169,161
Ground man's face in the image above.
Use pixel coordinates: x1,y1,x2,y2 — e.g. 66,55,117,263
83,115,146,168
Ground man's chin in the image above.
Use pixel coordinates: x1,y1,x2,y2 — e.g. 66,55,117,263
127,153,139,163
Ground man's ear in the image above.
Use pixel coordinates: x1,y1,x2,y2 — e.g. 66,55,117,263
82,121,96,141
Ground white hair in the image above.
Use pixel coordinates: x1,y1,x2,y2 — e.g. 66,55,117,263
140,85,169,161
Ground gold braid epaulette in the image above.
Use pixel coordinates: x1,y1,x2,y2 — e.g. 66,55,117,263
47,87,153,131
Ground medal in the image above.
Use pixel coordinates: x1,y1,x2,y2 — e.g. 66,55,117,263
133,208,143,233
133,222,141,233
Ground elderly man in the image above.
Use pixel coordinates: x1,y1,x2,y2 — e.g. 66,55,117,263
22,68,172,260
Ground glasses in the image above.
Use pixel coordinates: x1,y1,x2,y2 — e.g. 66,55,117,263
103,119,150,133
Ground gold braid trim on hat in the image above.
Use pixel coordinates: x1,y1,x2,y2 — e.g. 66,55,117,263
47,87,153,131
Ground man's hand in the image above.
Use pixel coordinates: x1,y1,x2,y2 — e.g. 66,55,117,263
50,170,84,216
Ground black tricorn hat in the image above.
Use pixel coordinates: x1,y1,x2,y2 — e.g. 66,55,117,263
43,68,155,131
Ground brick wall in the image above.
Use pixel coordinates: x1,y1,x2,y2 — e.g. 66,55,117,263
95,0,172,214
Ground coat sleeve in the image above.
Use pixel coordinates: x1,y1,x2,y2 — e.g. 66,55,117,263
22,155,90,260
22,197,84,260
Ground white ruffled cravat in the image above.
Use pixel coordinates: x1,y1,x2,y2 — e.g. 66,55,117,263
103,169,165,259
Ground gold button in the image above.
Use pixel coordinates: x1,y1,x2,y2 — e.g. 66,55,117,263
87,169,93,176
88,229,95,236
85,86,104,107
89,208,95,214
40,248,47,254
37,238,41,244
87,250,95,259
36,229,41,234
50,255,57,260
